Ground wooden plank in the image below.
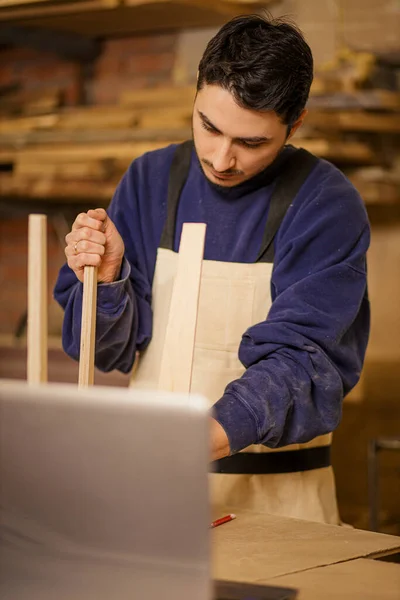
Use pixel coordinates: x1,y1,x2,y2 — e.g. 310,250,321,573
293,138,376,163
120,85,195,107
137,107,192,129
0,127,188,146
158,222,206,393
57,106,138,130
0,0,270,34
125,0,267,14
0,149,15,163
27,214,47,383
0,114,58,133
78,265,97,388
307,111,400,133
308,89,400,111
13,140,171,161
0,89,61,118
0,0,118,18
14,157,116,180
349,176,400,205
0,173,116,201
266,558,400,600
0,0,53,8
213,511,400,583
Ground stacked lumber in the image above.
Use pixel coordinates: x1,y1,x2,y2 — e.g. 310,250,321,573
307,47,400,206
0,84,399,206
0,88,63,118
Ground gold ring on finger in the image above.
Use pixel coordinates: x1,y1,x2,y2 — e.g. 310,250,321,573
74,242,79,254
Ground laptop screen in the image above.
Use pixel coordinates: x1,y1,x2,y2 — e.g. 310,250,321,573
0,380,211,600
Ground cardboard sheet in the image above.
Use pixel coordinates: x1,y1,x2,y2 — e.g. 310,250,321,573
213,511,400,582
267,558,400,599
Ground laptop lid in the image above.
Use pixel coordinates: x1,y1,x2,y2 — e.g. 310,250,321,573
0,380,211,600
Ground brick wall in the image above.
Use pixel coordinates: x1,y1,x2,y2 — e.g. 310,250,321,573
0,46,81,106
0,32,178,107
88,32,177,104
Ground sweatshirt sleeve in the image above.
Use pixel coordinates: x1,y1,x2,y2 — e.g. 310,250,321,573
212,166,370,453
53,161,154,374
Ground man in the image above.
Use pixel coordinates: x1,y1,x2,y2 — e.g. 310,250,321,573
55,15,370,524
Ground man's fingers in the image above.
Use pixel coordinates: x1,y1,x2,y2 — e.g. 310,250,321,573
65,240,105,258
72,211,106,232
67,253,102,270
87,208,107,221
65,227,106,247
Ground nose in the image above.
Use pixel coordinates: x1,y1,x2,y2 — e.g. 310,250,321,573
212,139,236,173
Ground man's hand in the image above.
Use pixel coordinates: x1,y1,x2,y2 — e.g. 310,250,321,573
210,418,230,461
64,208,125,283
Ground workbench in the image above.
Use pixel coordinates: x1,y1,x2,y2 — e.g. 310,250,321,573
213,511,400,599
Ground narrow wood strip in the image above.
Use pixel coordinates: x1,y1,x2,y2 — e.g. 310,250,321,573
78,265,98,387
27,214,48,383
158,222,206,394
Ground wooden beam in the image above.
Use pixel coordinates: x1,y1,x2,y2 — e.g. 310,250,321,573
0,25,101,61
0,173,116,201
8,141,176,165
27,213,47,383
0,126,188,146
292,138,376,164
0,1,257,37
78,265,97,387
0,0,118,21
307,111,400,133
158,222,206,393
120,86,195,108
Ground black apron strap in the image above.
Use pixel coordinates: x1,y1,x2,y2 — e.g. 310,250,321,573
159,140,194,250
256,148,319,263
212,445,331,475
160,142,318,261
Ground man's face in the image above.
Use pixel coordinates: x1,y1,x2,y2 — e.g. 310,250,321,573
193,84,297,187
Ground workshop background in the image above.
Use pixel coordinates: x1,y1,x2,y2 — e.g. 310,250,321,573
0,0,399,534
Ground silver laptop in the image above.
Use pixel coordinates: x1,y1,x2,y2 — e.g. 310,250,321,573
0,380,211,600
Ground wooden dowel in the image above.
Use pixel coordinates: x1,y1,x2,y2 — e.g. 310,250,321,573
78,265,98,388
158,223,206,394
27,214,48,384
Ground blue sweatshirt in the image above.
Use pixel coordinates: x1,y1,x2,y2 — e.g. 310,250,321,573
54,144,370,453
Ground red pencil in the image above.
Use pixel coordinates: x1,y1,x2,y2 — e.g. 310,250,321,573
210,513,236,528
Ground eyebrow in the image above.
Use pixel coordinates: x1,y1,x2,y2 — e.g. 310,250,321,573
198,110,271,144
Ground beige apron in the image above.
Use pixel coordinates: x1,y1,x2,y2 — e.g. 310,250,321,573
129,142,340,524
129,248,340,525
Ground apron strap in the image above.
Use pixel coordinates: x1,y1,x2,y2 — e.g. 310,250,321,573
160,141,318,264
159,140,194,250
256,148,319,263
212,445,331,475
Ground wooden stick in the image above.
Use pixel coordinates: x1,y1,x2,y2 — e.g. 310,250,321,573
158,223,206,394
27,214,48,384
78,265,98,388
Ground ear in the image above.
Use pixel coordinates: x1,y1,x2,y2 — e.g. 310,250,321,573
287,109,308,140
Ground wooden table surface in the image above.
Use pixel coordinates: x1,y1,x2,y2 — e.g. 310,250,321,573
268,558,400,600
213,511,400,598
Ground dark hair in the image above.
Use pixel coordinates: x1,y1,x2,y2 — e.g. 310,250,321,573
197,14,313,126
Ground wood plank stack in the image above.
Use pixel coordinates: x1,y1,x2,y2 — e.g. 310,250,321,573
0,84,399,206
